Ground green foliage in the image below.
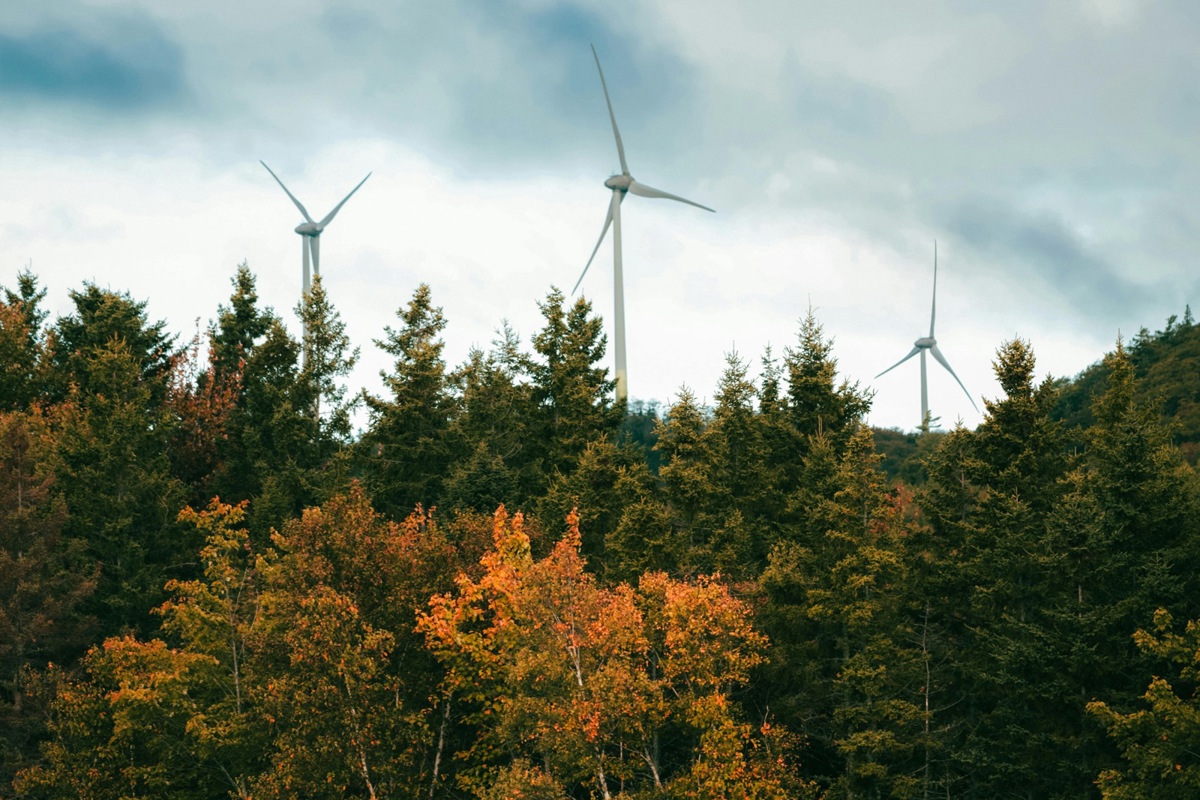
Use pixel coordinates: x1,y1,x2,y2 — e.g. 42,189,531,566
0,271,49,411
528,288,623,481
14,268,1200,799
1090,610,1200,799
361,283,456,518
761,426,925,797
447,323,539,509
784,310,871,454
48,283,175,405
0,410,96,786
1053,310,1200,463
297,274,359,444
51,338,190,634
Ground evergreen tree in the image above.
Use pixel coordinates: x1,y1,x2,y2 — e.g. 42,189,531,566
50,340,189,635
528,289,622,484
209,263,272,383
1089,609,1200,799
539,438,656,568
922,339,1082,797
783,311,870,460
296,274,359,444
361,283,456,518
0,410,96,786
701,352,777,572
48,283,175,404
761,426,924,796
0,271,49,411
446,323,538,509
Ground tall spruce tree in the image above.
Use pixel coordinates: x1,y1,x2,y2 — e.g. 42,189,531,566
921,339,1082,797
445,322,539,510
0,410,96,786
51,338,189,635
48,283,175,405
0,271,49,411
361,283,456,518
296,274,359,444
528,289,622,486
783,311,870,460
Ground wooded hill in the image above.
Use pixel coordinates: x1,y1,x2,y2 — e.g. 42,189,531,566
3,265,1200,799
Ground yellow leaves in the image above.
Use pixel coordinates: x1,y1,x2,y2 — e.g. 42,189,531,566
421,514,780,795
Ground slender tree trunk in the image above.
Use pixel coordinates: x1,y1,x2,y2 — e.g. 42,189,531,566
429,696,451,799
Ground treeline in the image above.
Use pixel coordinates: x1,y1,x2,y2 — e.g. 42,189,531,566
2,264,1200,798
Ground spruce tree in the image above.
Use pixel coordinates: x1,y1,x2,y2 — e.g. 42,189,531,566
51,339,188,635
0,271,49,411
48,283,175,405
446,323,538,509
361,283,456,518
296,274,359,443
528,289,622,486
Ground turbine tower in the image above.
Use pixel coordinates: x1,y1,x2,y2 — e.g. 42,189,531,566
572,44,714,402
875,242,979,430
260,161,371,296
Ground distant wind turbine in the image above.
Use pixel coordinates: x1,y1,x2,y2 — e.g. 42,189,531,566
260,161,371,296
572,44,714,402
875,242,979,430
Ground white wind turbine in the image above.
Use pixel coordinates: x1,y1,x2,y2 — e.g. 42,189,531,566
875,242,979,430
572,44,714,402
260,160,371,296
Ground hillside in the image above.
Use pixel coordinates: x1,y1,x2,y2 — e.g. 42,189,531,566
1052,309,1200,463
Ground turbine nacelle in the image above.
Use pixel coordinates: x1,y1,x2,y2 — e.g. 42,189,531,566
915,336,936,348
604,174,633,191
260,159,370,300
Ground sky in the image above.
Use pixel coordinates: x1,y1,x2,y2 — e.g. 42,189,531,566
1,0,1196,432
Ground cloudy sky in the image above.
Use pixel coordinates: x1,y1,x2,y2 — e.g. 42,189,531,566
1,0,1196,431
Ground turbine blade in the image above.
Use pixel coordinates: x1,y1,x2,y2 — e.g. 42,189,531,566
929,344,979,412
929,240,938,338
317,172,372,228
260,161,314,223
573,193,617,295
310,235,321,277
628,180,715,212
591,44,628,175
876,346,921,379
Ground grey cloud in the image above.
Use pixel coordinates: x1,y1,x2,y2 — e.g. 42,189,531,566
0,12,186,111
943,195,1152,316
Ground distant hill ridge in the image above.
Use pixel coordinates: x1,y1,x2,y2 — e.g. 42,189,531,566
1052,308,1200,463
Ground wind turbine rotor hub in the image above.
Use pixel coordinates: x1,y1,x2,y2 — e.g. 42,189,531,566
295,222,321,235
604,174,632,190
915,336,936,348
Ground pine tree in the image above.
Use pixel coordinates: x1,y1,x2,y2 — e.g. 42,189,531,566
761,426,924,796
50,339,189,635
209,263,272,383
921,339,1081,797
361,283,456,518
0,410,96,785
528,289,622,485
0,271,49,411
446,323,538,509
48,283,175,405
296,274,359,444
783,311,870,459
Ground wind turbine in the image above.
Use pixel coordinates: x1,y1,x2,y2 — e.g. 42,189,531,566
875,242,979,430
260,160,371,296
572,44,714,402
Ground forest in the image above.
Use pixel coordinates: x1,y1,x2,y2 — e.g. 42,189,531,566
3,263,1200,799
